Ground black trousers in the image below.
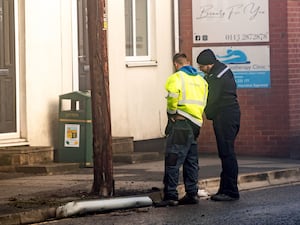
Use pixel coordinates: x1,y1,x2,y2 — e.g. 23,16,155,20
213,106,240,198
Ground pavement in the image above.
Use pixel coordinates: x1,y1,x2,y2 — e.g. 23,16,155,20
0,153,300,225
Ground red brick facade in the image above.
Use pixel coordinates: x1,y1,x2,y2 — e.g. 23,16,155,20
179,0,300,158
287,0,300,159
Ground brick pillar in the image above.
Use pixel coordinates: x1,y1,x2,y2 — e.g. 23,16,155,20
288,0,300,159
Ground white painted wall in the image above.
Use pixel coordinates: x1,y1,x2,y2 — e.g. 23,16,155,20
24,0,74,146
22,0,173,146
108,1,173,141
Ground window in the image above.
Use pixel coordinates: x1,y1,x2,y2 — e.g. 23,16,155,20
125,0,151,61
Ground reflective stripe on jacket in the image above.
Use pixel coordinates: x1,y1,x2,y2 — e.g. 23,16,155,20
165,71,208,127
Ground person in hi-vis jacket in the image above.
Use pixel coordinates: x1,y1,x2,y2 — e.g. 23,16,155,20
156,53,208,207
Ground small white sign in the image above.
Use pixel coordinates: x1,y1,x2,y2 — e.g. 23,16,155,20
192,46,271,88
192,0,269,43
64,124,80,147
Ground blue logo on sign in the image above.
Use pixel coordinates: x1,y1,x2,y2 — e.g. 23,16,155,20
216,49,250,64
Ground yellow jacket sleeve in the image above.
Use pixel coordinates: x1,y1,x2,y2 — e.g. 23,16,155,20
165,74,181,114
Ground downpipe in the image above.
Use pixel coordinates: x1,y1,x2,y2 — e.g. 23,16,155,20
56,196,153,218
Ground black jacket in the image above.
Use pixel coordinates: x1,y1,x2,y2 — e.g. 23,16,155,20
204,61,239,120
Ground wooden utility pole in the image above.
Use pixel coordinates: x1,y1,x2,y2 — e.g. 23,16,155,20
86,0,114,196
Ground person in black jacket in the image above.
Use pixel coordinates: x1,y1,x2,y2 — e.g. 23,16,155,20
197,49,241,201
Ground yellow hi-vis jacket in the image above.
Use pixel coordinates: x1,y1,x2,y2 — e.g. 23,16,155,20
165,70,208,127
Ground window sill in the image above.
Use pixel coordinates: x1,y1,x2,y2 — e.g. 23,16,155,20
126,60,158,68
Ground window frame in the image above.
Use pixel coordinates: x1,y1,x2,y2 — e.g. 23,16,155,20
125,0,152,62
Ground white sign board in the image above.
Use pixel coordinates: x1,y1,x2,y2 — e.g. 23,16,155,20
192,0,269,43
192,46,270,88
64,124,80,147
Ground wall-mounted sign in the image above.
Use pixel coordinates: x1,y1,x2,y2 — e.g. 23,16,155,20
192,46,270,88
192,0,269,43
64,124,80,147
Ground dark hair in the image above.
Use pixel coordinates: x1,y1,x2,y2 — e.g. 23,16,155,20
173,53,187,65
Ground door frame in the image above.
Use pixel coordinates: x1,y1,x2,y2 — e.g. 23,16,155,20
72,0,79,91
0,0,81,141
0,0,20,140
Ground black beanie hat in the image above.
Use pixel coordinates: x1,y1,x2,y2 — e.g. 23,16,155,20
196,49,217,65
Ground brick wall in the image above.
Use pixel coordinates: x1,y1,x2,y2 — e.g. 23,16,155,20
179,0,300,157
287,0,300,159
